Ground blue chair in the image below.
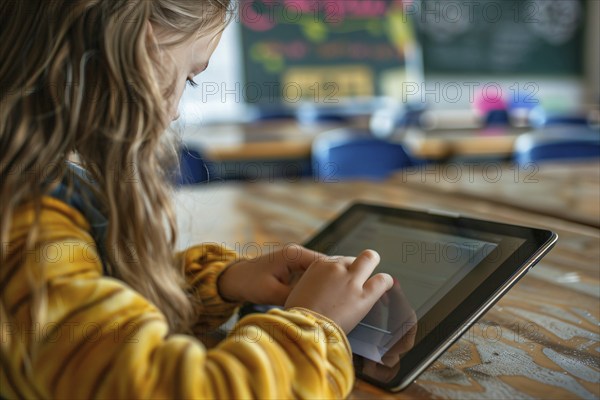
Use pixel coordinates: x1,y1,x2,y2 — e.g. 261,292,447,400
528,107,592,129
484,109,510,127
176,147,213,185
312,129,414,181
514,126,600,165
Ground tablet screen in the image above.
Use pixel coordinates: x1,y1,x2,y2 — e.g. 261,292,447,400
304,203,556,390
327,213,523,364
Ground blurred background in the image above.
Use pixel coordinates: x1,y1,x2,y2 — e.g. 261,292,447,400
174,0,599,185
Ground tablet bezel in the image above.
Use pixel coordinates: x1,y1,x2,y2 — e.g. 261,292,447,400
303,202,558,391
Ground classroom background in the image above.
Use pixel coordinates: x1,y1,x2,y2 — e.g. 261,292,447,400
173,0,599,184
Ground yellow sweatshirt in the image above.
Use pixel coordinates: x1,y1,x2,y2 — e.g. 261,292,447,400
0,197,354,399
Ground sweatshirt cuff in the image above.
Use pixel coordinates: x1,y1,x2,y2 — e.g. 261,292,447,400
285,307,352,357
180,244,243,332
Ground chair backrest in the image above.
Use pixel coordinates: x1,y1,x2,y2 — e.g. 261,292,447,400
312,129,413,181
176,147,211,185
513,126,600,165
484,109,510,127
528,107,591,128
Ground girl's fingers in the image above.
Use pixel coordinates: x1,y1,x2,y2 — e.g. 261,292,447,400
363,273,394,300
348,249,381,283
284,245,325,271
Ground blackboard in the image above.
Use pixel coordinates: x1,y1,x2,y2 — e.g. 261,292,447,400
239,0,418,105
413,0,585,76
238,0,586,107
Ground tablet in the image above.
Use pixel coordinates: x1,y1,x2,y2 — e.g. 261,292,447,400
303,202,557,392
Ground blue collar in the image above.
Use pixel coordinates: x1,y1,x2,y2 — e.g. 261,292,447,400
49,163,109,274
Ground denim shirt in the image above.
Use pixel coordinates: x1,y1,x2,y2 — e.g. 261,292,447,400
49,163,109,274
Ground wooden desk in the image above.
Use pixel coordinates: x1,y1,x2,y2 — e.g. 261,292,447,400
400,127,525,159
182,119,522,161
173,163,600,399
393,161,600,228
183,119,360,162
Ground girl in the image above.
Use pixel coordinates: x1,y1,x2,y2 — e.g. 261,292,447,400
0,1,393,398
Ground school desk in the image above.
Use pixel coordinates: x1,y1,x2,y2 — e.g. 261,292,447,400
390,161,600,228
182,118,522,162
174,161,600,399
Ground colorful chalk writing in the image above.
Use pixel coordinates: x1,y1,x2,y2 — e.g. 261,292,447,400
240,0,416,103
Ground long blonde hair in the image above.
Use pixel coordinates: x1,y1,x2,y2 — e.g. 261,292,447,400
0,0,232,333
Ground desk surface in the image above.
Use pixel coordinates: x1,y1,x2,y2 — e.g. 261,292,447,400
394,161,600,228
174,162,600,399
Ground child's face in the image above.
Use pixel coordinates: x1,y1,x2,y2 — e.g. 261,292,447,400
162,30,223,122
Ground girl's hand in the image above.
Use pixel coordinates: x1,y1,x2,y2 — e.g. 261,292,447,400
217,244,324,305
284,249,394,333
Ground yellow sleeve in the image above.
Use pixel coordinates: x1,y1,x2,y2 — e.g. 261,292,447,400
0,198,354,399
177,244,242,333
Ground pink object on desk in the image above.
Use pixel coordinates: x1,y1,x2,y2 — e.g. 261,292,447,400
473,87,507,115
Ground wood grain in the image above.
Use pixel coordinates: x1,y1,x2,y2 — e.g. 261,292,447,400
173,162,600,399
